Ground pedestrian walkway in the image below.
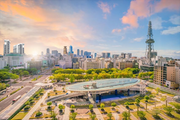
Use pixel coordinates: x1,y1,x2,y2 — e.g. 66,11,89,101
22,90,50,120
93,106,104,120
112,112,119,120
63,103,70,120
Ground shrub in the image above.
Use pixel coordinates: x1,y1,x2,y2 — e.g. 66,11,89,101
24,105,30,110
36,111,42,117
100,103,105,110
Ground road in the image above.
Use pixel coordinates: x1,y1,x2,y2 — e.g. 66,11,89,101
0,75,50,112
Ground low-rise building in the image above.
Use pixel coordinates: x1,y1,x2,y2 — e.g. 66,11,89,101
4,53,24,67
175,61,180,88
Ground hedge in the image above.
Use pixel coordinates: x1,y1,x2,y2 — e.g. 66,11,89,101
0,96,7,102
10,88,21,95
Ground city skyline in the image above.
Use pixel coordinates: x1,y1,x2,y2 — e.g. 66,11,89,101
0,0,180,58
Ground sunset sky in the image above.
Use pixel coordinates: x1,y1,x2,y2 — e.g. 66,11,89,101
0,0,180,58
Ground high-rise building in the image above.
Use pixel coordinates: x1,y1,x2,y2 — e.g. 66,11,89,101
175,61,180,89
63,46,67,55
112,54,119,59
77,49,80,56
107,52,111,58
145,21,155,66
102,52,110,58
153,65,167,86
94,53,97,58
4,40,10,55
69,45,73,54
52,50,58,56
41,51,43,56
81,50,83,56
46,48,50,55
13,43,24,55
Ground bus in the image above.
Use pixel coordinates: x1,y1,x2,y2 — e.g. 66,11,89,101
12,95,21,103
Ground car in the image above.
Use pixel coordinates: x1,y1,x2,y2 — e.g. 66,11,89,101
66,93,68,95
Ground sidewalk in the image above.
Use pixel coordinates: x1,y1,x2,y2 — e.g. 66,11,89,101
63,103,70,120
22,90,50,120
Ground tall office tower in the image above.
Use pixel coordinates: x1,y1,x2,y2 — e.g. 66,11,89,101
52,50,58,56
102,53,106,58
4,40,10,55
121,53,126,58
107,52,110,58
46,48,50,55
81,50,83,56
41,51,43,56
94,53,97,58
69,45,73,54
63,46,67,55
77,49,80,56
13,43,24,55
112,54,119,59
145,21,155,66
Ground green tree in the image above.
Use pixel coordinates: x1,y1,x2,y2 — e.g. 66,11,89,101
163,106,174,115
47,101,52,109
70,112,77,120
111,102,117,109
89,113,96,120
122,111,130,120
107,112,112,120
70,104,75,112
124,101,130,109
156,87,160,95
89,104,94,112
137,111,146,119
100,103,105,111
173,103,180,113
144,95,150,111
23,71,29,76
135,98,140,112
70,73,75,83
51,111,57,120
59,104,64,113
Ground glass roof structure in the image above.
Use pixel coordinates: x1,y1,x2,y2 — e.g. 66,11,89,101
66,78,141,92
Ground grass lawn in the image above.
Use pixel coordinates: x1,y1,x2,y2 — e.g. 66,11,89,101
103,116,115,120
49,90,65,96
30,111,51,119
132,111,155,120
141,99,159,106
161,110,180,120
12,112,28,120
76,118,98,120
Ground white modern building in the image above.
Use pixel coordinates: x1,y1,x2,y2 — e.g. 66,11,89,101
13,43,24,55
4,53,24,67
0,57,7,69
4,40,10,55
58,55,72,69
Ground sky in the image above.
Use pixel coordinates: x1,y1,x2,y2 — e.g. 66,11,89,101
0,0,180,58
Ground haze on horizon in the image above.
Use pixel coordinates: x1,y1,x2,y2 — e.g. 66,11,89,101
0,0,180,58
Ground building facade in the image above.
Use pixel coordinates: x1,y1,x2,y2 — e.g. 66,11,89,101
63,46,67,55
52,50,58,57
153,65,167,86
4,40,10,55
13,43,24,55
4,53,24,67
175,61,180,88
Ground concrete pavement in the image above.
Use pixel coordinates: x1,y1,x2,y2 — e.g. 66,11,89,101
63,103,70,120
22,90,50,120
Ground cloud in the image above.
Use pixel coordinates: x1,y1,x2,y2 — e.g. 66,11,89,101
170,15,180,25
151,17,163,30
134,37,144,42
121,0,180,28
97,1,111,13
113,3,118,8
161,26,180,35
0,0,95,54
112,29,121,33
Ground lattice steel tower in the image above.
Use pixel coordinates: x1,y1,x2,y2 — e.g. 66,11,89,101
146,21,155,66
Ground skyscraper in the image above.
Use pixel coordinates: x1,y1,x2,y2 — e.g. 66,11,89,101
69,45,73,54
63,46,67,55
46,48,50,55
13,43,24,55
81,50,83,56
94,53,97,58
77,49,80,56
52,50,58,56
4,40,10,55
146,21,155,66
107,52,110,58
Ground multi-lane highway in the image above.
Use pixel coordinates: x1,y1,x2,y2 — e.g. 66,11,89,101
0,75,50,112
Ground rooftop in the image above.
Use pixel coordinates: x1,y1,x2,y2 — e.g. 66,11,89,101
5,53,23,56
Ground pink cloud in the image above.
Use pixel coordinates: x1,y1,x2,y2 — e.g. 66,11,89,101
121,0,180,28
112,29,121,33
97,1,111,13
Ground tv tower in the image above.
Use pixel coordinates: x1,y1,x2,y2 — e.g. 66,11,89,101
145,21,155,66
